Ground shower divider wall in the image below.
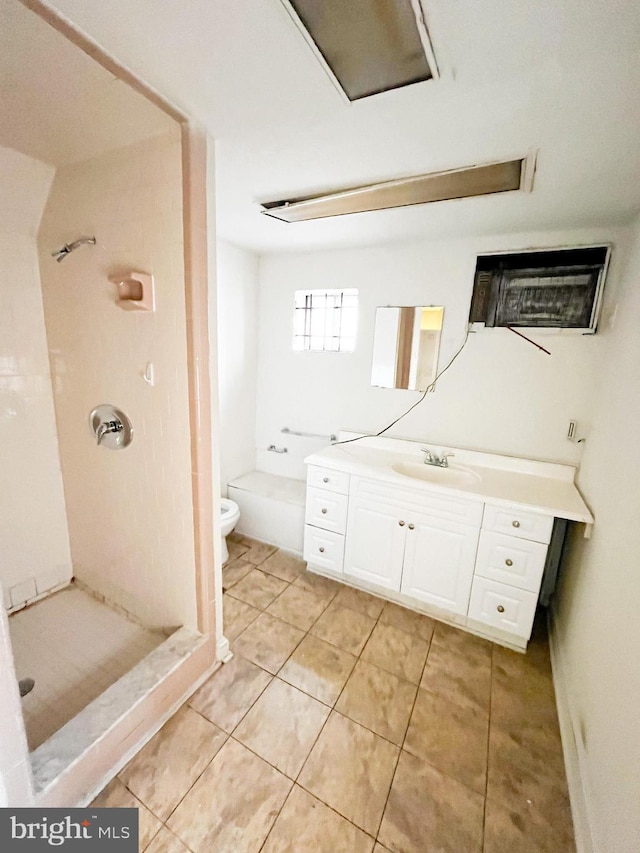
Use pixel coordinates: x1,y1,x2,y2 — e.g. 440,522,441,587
32,128,224,812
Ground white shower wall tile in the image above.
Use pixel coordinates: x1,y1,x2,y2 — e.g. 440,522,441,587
0,147,72,609
35,570,64,596
9,580,37,609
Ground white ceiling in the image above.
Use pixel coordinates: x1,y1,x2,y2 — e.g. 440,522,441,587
9,0,640,252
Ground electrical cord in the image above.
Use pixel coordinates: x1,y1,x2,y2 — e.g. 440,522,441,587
333,325,472,447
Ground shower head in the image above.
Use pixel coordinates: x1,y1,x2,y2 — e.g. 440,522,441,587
52,236,96,262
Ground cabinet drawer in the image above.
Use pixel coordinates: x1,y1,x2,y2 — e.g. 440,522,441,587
307,465,350,495
475,530,547,593
467,576,538,639
305,487,349,534
303,525,345,575
482,504,553,544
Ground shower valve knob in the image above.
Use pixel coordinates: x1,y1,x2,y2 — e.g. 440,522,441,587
89,405,133,450
97,420,123,445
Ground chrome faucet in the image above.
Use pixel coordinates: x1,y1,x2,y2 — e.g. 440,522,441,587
96,419,124,445
420,447,455,468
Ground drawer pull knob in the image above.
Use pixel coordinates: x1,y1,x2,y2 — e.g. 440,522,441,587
321,508,328,514
512,520,521,528
497,605,505,613
323,477,329,483
505,558,513,567
408,523,415,530
399,520,405,527
319,546,325,553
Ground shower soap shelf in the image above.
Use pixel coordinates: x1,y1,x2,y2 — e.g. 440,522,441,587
110,271,155,311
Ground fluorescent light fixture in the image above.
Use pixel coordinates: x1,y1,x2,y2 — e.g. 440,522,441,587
280,0,439,102
261,157,533,223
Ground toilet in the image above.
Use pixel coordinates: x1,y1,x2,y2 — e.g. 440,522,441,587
220,498,241,563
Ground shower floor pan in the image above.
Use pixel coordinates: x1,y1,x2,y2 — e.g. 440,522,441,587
9,585,168,750
9,582,215,807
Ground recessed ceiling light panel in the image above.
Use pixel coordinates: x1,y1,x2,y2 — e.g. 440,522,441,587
261,158,531,223
282,0,437,101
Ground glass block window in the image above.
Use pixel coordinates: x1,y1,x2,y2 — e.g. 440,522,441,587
292,288,358,352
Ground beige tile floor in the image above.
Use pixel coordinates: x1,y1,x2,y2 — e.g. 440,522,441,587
10,585,166,750
92,534,575,852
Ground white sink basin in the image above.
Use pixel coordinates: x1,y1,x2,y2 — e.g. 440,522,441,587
392,461,481,488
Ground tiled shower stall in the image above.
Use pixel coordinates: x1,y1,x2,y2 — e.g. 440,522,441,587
1,129,200,755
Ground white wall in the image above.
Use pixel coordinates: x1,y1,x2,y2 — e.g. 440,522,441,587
551,217,640,853
256,227,628,479
0,145,72,611
0,596,33,806
215,240,259,491
38,131,197,630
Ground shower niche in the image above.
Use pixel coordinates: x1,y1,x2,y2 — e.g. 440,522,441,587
110,271,156,311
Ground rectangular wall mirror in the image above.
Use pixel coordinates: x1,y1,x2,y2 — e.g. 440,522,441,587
371,306,444,390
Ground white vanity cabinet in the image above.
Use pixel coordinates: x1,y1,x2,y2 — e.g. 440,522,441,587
303,438,593,651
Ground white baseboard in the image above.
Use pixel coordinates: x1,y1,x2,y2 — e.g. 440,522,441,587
216,633,233,663
548,605,595,853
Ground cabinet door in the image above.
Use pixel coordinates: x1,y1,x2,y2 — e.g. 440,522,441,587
401,515,480,615
344,499,406,591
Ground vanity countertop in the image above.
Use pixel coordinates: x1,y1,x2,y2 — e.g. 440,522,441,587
305,434,594,527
